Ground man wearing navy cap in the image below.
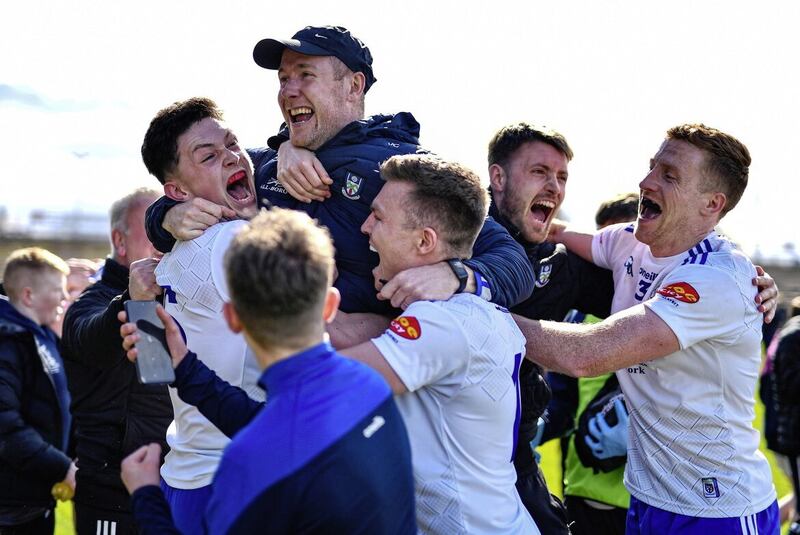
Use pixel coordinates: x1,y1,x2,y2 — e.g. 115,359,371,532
145,25,534,318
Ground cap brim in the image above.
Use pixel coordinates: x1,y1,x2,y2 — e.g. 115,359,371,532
253,38,333,69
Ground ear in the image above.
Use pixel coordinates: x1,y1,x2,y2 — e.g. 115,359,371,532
223,302,244,334
488,163,506,193
348,72,366,100
323,287,341,324
418,227,438,255
19,286,34,307
111,228,125,257
164,180,190,202
703,191,727,219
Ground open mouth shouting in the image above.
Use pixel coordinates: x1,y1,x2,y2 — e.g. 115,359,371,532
226,170,255,209
639,196,662,221
289,106,314,124
529,198,556,226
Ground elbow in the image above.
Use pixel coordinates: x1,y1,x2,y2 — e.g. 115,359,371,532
563,354,598,378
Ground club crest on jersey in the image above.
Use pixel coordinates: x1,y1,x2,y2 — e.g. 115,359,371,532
342,172,364,200
624,256,634,277
535,264,552,288
389,316,421,340
657,282,700,303
701,477,720,498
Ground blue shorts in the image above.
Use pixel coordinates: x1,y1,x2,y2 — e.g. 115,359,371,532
160,478,213,535
626,495,779,535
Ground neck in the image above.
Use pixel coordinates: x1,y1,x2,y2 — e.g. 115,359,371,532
649,225,715,257
247,333,327,371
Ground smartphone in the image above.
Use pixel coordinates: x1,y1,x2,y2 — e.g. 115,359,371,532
124,300,175,385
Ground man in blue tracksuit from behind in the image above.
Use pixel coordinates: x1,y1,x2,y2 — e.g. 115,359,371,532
145,26,533,315
120,208,416,535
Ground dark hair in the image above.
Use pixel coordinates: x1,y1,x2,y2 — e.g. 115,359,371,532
141,97,224,184
488,122,574,169
595,192,639,228
666,124,750,216
380,154,488,258
225,208,334,349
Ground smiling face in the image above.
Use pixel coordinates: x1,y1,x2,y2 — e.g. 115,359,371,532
164,117,257,220
360,180,423,285
635,138,715,256
30,270,68,327
277,50,362,150
491,141,568,244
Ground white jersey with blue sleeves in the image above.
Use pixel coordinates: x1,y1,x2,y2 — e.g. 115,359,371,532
592,223,775,518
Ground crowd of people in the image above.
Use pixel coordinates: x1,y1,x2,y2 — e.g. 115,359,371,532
1,24,798,535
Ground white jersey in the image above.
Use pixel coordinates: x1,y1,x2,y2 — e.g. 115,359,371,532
592,223,776,518
371,293,537,535
156,221,264,489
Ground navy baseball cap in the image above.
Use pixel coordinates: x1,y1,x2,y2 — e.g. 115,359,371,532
252,26,376,92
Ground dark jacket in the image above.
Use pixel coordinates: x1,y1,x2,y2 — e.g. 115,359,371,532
0,297,72,508
146,113,534,313
61,258,172,508
773,315,800,455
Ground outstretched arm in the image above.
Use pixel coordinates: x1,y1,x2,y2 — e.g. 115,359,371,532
515,304,679,377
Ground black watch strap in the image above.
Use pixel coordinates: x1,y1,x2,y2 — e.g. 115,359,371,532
446,259,469,294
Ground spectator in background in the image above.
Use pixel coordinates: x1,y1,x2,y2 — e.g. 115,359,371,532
47,257,101,338
0,248,75,535
769,296,800,534
61,187,172,535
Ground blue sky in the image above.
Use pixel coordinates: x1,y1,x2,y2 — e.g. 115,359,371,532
2,0,798,261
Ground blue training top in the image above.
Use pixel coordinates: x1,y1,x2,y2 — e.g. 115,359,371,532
131,342,416,534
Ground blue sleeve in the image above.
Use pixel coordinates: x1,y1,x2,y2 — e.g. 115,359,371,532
144,196,180,253
465,216,535,308
172,352,264,438
541,372,579,443
130,485,182,535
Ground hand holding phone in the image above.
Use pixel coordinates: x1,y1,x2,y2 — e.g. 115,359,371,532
123,300,176,384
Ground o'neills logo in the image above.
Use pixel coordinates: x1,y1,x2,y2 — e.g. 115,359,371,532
389,316,421,340
657,282,700,303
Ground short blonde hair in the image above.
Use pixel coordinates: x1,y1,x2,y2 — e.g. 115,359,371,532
3,247,69,301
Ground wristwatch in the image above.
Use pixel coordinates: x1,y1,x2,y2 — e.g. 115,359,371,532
446,259,469,294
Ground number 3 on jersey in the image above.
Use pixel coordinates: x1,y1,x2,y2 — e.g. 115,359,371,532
634,279,652,301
